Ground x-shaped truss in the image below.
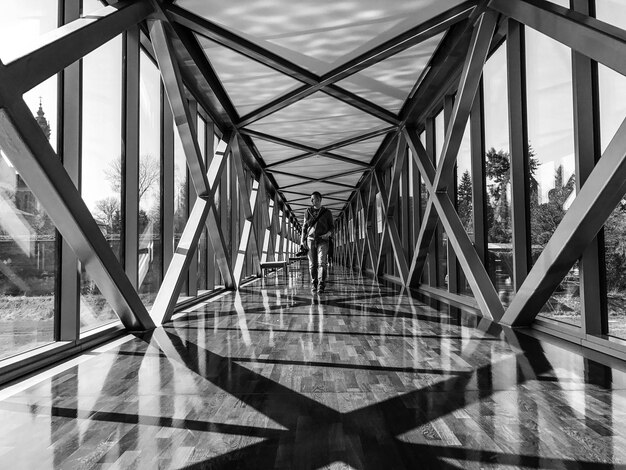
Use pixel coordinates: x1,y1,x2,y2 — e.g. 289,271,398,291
0,1,156,331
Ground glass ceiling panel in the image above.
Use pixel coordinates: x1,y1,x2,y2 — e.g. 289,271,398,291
332,134,387,162
336,32,445,113
251,137,302,165
271,173,309,188
176,0,466,75
325,173,363,187
282,181,351,197
274,156,362,179
246,92,389,147
196,35,302,117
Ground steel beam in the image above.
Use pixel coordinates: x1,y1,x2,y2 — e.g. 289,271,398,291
375,135,410,284
431,192,504,320
2,1,153,96
150,144,229,325
507,19,531,291
489,0,626,78
433,10,498,192
148,20,210,197
231,136,261,286
0,104,154,331
501,116,626,327
571,0,606,336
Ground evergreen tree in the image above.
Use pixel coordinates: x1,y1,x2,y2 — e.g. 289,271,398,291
457,169,473,232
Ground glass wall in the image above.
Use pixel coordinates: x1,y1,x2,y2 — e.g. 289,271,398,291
597,1,626,340
0,147,57,360
525,27,579,326
173,125,188,297
0,0,58,360
456,122,472,296
80,29,123,333
197,117,208,292
483,44,513,306
138,50,163,309
434,110,447,288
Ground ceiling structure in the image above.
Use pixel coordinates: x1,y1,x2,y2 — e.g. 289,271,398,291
159,0,481,224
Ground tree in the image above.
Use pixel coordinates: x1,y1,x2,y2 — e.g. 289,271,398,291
530,164,576,248
105,156,160,202
457,170,473,232
485,146,540,243
94,197,121,233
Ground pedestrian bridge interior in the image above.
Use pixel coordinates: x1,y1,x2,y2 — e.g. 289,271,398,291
1,0,626,468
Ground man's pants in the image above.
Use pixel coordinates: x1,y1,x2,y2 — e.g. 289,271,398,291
307,238,329,288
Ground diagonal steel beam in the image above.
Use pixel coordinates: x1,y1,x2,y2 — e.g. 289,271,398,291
170,23,240,125
240,128,371,168
165,5,395,126
433,10,498,192
404,128,438,285
148,19,210,197
231,136,262,286
0,104,154,331
403,11,495,284
166,3,474,127
431,192,504,321
501,116,626,327
151,141,231,325
489,0,626,78
2,1,153,96
373,138,410,284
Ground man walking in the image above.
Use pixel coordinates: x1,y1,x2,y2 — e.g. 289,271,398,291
301,191,333,293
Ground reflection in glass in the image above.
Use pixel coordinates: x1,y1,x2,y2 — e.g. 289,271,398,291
138,50,163,309
599,63,626,340
80,34,123,333
483,45,512,306
0,146,56,360
525,28,579,326
434,112,447,288
456,123,472,296
174,125,188,298
197,117,207,292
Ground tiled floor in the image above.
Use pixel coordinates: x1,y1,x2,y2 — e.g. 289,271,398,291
1,266,626,469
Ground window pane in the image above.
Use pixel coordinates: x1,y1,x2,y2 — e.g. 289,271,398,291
0,137,56,360
138,50,163,309
80,34,123,333
174,125,188,297
599,62,626,339
197,118,207,292
596,0,626,30
525,27,579,327
456,122,472,296
483,44,513,306
0,1,58,62
434,112,447,288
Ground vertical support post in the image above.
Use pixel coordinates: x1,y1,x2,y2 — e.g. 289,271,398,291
206,121,215,290
507,18,531,291
471,84,487,264
444,94,459,294
571,0,606,336
162,80,175,274
425,117,438,286
187,100,198,296
123,26,140,288
58,0,81,341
